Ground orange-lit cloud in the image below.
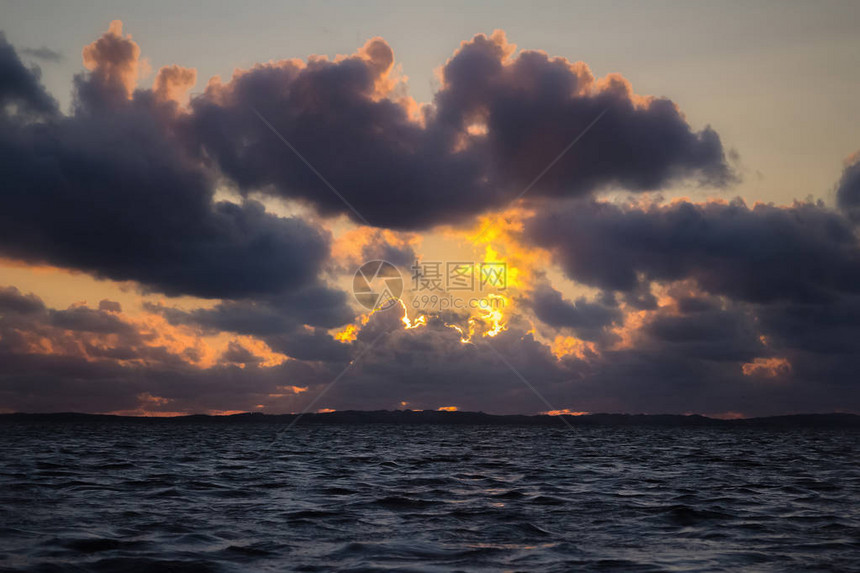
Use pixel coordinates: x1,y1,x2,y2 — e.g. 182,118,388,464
0,291,291,372
153,64,197,104
3,22,858,419
550,335,598,360
331,227,419,268
82,20,144,99
742,357,791,378
219,337,288,368
267,385,307,399
138,392,170,406
543,409,589,416
103,392,189,417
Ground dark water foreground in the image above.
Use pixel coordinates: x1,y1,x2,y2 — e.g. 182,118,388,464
0,420,858,572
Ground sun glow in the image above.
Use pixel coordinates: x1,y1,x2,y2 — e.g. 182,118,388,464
334,323,358,342
400,300,428,329
543,409,589,416
476,293,508,337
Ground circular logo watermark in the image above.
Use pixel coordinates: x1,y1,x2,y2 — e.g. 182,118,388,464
353,260,403,311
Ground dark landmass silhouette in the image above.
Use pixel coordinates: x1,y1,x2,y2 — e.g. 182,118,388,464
1,410,858,428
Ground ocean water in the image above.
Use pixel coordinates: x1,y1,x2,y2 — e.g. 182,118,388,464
0,421,858,572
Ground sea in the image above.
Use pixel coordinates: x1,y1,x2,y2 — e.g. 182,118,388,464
0,419,858,572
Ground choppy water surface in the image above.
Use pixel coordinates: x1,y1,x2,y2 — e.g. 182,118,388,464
0,421,858,572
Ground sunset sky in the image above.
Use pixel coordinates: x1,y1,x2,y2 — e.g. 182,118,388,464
2,0,860,417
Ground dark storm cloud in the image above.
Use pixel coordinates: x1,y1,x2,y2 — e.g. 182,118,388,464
185,31,734,229
756,295,860,356
0,345,310,414
526,198,860,304
2,25,859,417
0,343,365,415
49,306,138,336
148,286,353,333
185,39,492,229
434,32,734,196
220,340,264,367
599,312,859,416
562,346,775,416
316,309,577,413
0,29,333,301
145,286,354,362
643,305,762,362
0,25,735,301
524,286,858,416
0,108,329,298
519,194,860,414
836,152,860,223
0,286,46,314
0,33,57,116
356,233,416,268
285,301,859,416
0,286,351,413
0,288,146,359
263,328,351,363
2,283,858,417
527,283,621,341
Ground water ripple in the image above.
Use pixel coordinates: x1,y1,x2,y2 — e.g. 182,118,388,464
0,423,858,571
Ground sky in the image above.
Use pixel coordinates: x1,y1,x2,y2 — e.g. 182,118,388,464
1,0,860,417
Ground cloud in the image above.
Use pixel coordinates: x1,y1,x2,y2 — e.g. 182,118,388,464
146,284,352,335
518,195,860,413
837,151,860,223
145,285,354,362
527,282,621,341
0,285,343,413
49,305,139,336
542,293,856,417
0,24,858,417
0,24,335,303
0,23,735,303
2,281,859,416
20,46,63,63
434,31,735,194
0,285,46,314
79,20,141,105
525,198,860,304
98,299,122,313
756,295,860,356
742,357,791,378
642,303,762,362
0,289,156,363
0,111,331,298
153,64,196,104
314,308,575,414
331,228,419,270
185,39,490,229
220,340,265,367
185,31,734,229
0,32,58,117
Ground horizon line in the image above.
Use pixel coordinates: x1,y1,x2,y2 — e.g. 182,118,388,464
2,410,858,421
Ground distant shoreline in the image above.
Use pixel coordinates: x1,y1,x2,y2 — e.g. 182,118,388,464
1,411,858,428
